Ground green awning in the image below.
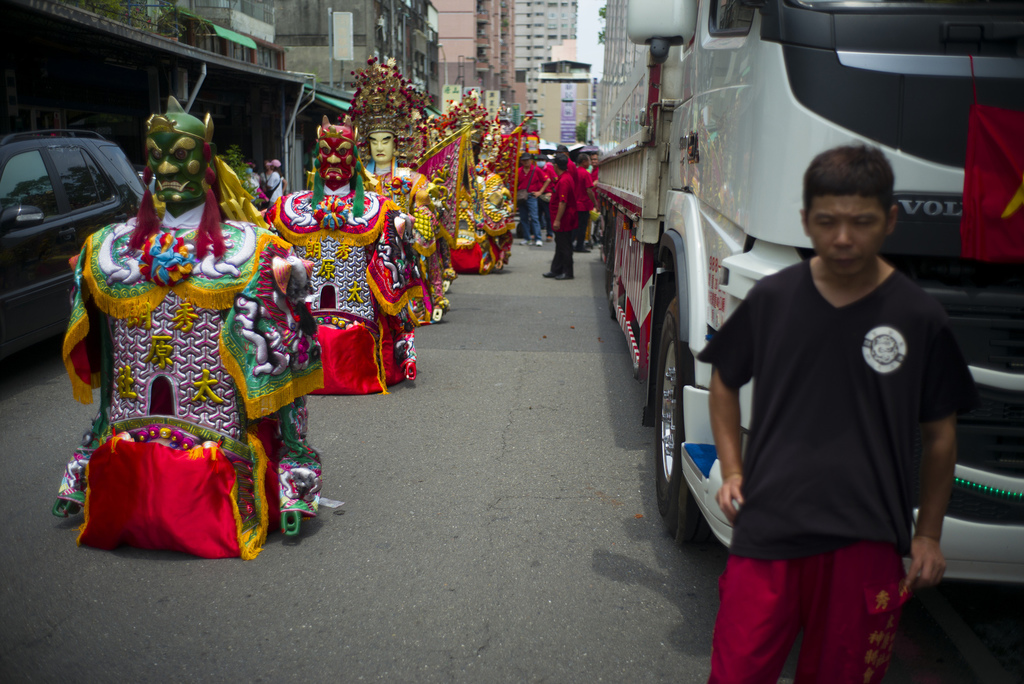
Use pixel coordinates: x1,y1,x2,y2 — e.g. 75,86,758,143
425,106,441,118
211,24,257,51
314,92,351,112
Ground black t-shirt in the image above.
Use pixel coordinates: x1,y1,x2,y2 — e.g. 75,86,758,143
698,260,978,559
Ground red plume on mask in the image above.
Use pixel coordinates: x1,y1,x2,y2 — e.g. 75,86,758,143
130,165,160,251
194,165,226,260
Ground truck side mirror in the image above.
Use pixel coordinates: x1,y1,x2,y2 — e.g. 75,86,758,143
627,0,698,52
1,205,45,232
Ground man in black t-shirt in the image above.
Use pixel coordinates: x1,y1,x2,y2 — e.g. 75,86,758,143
700,146,978,684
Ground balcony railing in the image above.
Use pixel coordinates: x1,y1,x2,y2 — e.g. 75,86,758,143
193,0,274,25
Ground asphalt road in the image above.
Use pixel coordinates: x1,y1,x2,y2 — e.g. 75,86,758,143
0,244,1017,683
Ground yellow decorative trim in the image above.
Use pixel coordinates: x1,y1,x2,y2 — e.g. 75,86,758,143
275,209,388,249
83,232,286,320
367,277,421,318
374,326,388,394
234,428,271,560
218,333,325,420
63,305,95,405
413,241,437,257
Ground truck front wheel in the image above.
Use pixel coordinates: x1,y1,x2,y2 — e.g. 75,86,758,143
654,297,691,537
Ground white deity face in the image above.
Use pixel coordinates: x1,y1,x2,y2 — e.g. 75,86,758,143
367,131,396,168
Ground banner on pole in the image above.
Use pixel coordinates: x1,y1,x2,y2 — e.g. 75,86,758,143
332,12,353,61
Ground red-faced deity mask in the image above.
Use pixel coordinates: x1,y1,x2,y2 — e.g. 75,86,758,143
317,116,357,192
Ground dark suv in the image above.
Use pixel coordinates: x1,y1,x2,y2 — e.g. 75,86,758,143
0,130,143,360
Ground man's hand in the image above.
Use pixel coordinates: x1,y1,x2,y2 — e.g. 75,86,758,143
903,535,946,592
715,474,744,524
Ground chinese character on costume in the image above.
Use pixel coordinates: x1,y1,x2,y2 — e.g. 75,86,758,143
267,115,420,393
53,98,324,559
351,58,449,325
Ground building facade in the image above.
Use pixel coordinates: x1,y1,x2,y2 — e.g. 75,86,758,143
273,0,441,108
434,0,515,105
532,60,590,144
513,0,576,116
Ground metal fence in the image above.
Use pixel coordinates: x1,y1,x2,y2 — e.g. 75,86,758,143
192,0,274,25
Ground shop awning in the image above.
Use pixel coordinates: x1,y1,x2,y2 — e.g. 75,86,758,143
314,91,351,112
211,24,257,51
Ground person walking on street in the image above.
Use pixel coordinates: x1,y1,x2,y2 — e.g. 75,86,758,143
542,154,576,281
699,145,979,684
516,154,544,246
574,153,597,252
264,159,285,205
536,154,556,241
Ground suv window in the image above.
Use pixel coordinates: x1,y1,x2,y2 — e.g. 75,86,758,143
0,149,60,217
49,146,112,212
97,144,144,195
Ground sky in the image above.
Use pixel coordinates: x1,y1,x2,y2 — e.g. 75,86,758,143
577,0,606,80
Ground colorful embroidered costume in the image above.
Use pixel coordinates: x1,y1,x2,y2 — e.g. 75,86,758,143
268,116,420,393
439,94,516,275
351,58,449,325
54,98,324,559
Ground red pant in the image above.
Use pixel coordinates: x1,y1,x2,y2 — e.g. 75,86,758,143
709,541,909,684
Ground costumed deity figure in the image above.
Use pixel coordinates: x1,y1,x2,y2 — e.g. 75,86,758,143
351,58,447,325
53,98,324,559
445,95,516,275
267,116,420,393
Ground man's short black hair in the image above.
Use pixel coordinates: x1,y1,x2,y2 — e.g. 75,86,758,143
554,153,569,171
556,145,569,153
803,145,894,213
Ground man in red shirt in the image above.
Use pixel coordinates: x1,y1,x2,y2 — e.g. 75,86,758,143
516,154,545,246
574,153,597,252
542,154,576,280
536,154,557,241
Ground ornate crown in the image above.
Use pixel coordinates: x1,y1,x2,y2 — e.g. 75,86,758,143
350,58,429,157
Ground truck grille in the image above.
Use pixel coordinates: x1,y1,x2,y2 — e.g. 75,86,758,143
946,482,1024,525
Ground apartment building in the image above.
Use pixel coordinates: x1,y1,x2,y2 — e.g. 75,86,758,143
513,0,577,116
273,0,441,107
434,0,515,105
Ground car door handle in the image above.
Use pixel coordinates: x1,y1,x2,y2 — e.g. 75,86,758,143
58,227,76,242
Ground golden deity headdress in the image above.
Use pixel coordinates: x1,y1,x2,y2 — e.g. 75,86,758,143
350,57,429,155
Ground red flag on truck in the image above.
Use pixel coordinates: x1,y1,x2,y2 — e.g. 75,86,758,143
960,103,1024,263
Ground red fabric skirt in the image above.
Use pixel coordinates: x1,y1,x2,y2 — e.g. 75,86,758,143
451,243,484,274
312,321,405,394
78,438,251,559
709,541,908,684
312,323,386,395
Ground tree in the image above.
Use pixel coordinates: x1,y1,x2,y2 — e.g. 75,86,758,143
575,120,588,143
598,5,606,45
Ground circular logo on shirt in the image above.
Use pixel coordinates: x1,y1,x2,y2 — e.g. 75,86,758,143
862,326,907,374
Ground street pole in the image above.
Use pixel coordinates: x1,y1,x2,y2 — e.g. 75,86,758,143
438,43,447,88
328,6,334,88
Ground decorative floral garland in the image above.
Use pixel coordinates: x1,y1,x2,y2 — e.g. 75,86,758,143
313,196,369,231
139,232,197,286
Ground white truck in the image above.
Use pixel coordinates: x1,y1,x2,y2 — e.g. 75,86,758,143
596,0,1024,582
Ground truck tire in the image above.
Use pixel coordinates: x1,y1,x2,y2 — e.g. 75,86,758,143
654,297,691,537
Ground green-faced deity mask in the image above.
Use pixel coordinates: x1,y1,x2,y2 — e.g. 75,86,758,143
145,97,215,212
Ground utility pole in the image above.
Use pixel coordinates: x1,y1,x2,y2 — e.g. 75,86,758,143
328,6,334,88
